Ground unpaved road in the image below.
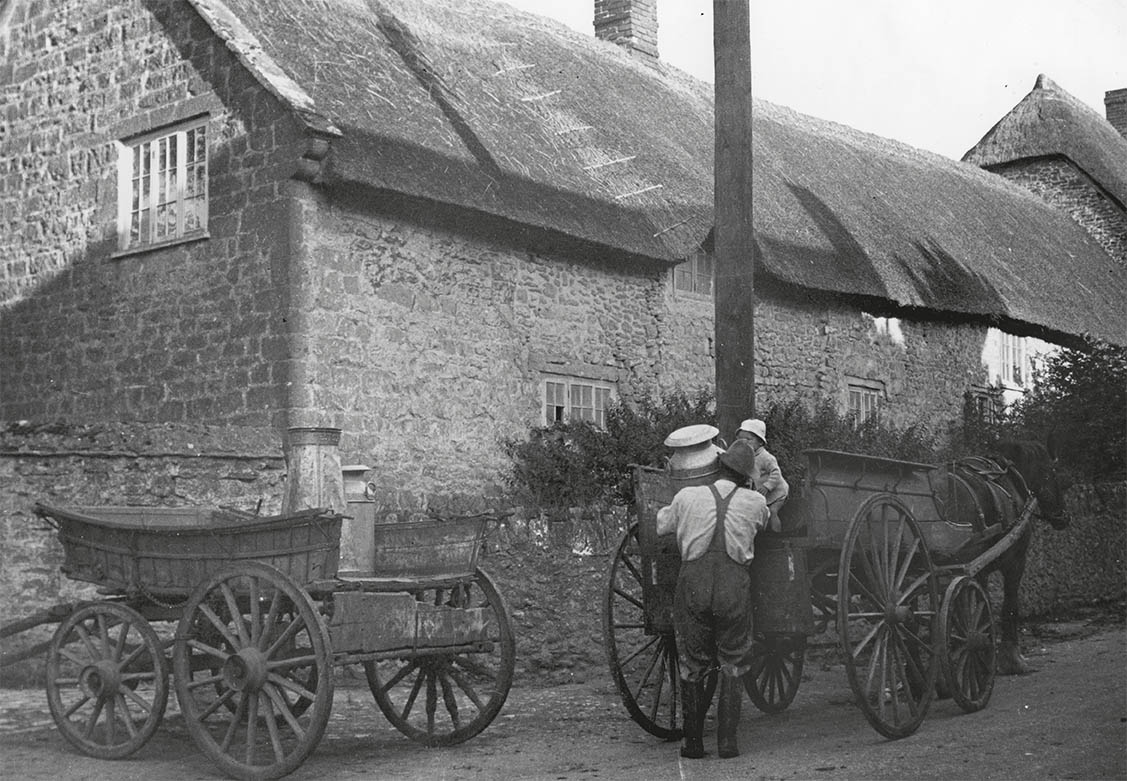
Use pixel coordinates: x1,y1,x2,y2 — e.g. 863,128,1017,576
2,617,1123,780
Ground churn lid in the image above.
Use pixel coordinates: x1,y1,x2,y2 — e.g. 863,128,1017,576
663,424,719,449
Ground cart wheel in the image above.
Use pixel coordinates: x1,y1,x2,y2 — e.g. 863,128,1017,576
838,495,940,740
45,601,168,759
173,563,333,781
744,632,805,713
939,575,996,713
364,567,514,746
603,522,687,739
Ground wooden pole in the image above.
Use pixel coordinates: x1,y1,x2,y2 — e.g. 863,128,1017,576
713,0,755,442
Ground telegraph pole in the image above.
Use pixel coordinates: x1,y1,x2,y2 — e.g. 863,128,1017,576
713,0,755,440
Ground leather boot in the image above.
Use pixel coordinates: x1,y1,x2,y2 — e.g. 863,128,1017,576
717,673,742,759
679,678,705,759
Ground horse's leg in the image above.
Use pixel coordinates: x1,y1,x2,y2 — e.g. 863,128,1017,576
996,536,1036,675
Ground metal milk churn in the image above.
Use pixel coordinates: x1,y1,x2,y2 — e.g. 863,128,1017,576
664,423,723,491
339,464,376,576
282,427,346,515
644,424,725,596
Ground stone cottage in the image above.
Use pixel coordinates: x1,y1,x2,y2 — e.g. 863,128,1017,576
964,74,1127,266
961,74,1127,407
2,0,1124,525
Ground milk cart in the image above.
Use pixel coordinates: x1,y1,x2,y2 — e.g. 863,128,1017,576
604,448,1035,741
6,502,515,780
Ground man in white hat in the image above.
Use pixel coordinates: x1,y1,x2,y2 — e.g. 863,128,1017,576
735,418,789,530
656,438,770,760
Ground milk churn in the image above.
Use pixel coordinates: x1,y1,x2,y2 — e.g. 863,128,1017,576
282,427,346,516
339,464,375,576
664,423,723,491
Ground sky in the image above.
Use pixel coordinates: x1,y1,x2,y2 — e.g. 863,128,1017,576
501,0,1127,160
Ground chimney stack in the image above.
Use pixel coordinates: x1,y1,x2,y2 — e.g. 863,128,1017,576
1105,88,1127,139
594,0,660,69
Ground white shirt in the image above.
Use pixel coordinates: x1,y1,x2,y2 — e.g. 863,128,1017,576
655,479,770,563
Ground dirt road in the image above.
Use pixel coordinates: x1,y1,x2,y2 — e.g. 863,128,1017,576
2,616,1123,780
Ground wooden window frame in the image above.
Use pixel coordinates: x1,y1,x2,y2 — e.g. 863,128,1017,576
847,377,884,427
541,375,615,428
116,116,209,253
673,250,714,297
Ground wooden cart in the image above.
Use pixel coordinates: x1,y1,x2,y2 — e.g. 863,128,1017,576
7,502,515,780
604,448,1035,741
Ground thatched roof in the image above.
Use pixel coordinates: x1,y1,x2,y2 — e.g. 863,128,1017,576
193,0,1126,346
963,74,1127,208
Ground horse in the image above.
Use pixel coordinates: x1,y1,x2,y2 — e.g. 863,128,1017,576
948,439,1071,674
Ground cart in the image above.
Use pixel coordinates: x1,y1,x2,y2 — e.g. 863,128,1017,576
604,448,1035,741
4,502,515,780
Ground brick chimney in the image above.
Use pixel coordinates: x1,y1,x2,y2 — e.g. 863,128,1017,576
1105,88,1127,139
594,0,660,69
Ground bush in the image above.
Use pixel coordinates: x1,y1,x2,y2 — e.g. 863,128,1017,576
1011,338,1127,481
503,390,946,513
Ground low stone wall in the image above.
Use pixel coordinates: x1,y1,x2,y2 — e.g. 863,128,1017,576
1022,482,1126,615
0,421,286,685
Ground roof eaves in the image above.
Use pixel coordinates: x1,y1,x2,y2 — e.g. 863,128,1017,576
186,0,342,139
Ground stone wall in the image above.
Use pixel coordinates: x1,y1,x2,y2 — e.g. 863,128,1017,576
1021,482,1127,614
290,198,670,512
290,198,987,515
0,0,304,425
0,421,285,685
665,285,986,433
991,158,1127,266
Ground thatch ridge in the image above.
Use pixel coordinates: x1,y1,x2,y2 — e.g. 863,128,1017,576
197,0,1125,346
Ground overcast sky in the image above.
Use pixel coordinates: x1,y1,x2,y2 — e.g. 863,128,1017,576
502,0,1127,160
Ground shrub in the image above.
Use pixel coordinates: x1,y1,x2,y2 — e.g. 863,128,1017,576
1010,337,1126,481
503,390,946,514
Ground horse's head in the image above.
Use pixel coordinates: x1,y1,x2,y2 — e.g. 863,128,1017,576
995,439,1071,529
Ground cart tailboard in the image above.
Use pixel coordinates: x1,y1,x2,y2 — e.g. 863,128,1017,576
328,592,488,653
362,515,489,580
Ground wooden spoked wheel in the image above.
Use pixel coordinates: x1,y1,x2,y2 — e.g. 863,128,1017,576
172,563,333,781
939,575,997,713
603,522,683,739
364,567,515,746
744,632,805,714
45,601,169,759
838,495,940,740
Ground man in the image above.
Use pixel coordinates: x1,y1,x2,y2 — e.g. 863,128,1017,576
656,438,770,759
734,418,789,531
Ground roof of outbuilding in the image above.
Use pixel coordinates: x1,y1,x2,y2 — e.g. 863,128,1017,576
192,0,1126,347
962,74,1127,208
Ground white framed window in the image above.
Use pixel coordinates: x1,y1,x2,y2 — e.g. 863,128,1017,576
847,377,884,426
999,332,1027,387
673,250,713,296
966,384,1003,425
542,375,615,427
116,117,208,251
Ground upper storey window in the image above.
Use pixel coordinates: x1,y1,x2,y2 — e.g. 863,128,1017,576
673,250,713,297
117,118,208,251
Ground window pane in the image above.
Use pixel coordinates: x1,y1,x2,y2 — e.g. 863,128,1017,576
545,381,566,424
121,122,206,248
571,383,594,422
674,264,692,291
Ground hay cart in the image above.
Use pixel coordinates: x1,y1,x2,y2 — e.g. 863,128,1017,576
604,449,1036,740
3,502,515,780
